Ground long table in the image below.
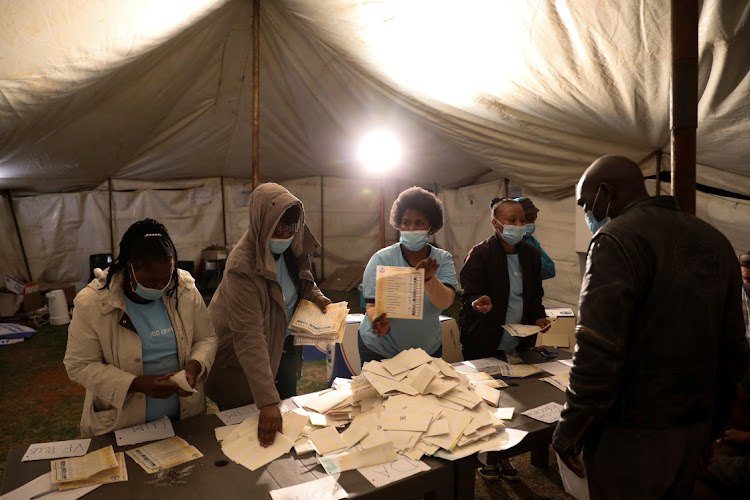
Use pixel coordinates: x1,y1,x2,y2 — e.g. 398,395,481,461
2,350,570,499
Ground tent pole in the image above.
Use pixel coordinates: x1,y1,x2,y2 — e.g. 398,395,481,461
320,176,325,280
503,178,509,199
220,176,227,247
670,0,698,214
108,178,115,259
5,190,32,282
655,151,662,195
251,0,260,189
379,182,386,249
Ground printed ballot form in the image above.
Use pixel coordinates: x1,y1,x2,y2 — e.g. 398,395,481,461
375,266,424,320
51,446,118,484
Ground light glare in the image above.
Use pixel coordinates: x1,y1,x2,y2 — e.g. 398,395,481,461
358,131,401,173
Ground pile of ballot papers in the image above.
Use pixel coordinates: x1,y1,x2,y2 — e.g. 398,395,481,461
218,348,520,476
50,446,128,491
290,300,349,347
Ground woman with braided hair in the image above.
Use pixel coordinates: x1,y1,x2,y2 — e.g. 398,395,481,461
64,218,217,437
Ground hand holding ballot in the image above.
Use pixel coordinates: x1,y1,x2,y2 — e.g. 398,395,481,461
375,266,425,320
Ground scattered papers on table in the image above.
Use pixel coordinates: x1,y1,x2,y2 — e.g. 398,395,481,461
494,407,515,420
57,452,128,491
115,415,174,446
168,370,196,393
375,265,424,320
540,373,570,392
358,455,431,488
503,324,542,337
0,471,100,500
532,362,571,376
126,436,202,474
270,475,348,500
22,439,91,462
215,403,259,426
521,403,564,424
214,424,238,443
51,446,117,484
220,413,295,471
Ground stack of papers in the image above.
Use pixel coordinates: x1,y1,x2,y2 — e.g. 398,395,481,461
126,437,203,474
227,348,516,474
457,357,542,378
50,446,127,490
290,300,350,348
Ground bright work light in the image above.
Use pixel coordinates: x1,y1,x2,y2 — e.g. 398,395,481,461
358,130,400,173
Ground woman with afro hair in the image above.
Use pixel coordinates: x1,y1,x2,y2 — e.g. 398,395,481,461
358,186,457,365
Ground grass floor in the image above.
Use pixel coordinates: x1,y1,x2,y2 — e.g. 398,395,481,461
0,289,571,498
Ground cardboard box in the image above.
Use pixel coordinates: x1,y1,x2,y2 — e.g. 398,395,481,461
440,316,463,363
537,307,577,351
201,249,228,261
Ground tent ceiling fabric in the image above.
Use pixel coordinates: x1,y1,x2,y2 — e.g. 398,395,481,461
1,0,749,195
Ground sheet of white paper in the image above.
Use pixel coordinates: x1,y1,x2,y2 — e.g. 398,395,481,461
115,416,174,446
557,453,590,500
167,369,196,393
0,471,99,500
532,362,571,376
502,324,542,337
494,407,515,420
558,359,575,368
522,403,564,424
270,475,349,500
22,439,91,462
478,428,528,452
214,425,238,443
357,455,431,488
291,389,333,409
215,404,259,426
279,398,299,414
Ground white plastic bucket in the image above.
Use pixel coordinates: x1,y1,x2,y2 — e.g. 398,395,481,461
46,290,70,325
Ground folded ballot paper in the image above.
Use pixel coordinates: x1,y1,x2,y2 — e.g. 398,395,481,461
290,300,349,347
50,446,127,490
219,348,521,480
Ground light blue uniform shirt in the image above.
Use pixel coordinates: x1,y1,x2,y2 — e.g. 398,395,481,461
275,255,298,336
498,253,523,351
360,243,457,358
125,296,180,422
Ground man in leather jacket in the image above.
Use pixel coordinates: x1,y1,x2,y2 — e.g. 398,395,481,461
552,155,749,499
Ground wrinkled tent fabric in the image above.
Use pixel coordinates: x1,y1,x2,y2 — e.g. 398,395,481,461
1,1,749,308
1,0,749,194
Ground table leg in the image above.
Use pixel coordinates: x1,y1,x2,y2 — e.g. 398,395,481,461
530,444,550,468
454,456,477,499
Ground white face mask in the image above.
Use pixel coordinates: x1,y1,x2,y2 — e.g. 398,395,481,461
494,218,526,245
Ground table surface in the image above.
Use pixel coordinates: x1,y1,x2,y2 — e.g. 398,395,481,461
2,349,570,499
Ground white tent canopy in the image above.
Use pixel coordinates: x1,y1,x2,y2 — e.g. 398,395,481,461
1,0,749,308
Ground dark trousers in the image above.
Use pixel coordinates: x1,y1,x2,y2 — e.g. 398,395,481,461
584,419,711,500
357,331,442,368
275,334,298,400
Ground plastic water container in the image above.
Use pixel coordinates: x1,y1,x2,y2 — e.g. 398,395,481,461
46,290,70,325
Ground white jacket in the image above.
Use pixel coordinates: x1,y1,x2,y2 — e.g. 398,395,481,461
64,268,217,437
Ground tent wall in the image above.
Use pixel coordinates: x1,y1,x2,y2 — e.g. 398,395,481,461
1,177,748,310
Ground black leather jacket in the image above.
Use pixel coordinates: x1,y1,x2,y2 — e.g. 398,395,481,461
553,196,749,455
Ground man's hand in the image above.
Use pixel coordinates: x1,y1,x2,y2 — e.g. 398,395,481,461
415,258,439,281
558,451,586,478
258,404,282,447
313,295,332,313
536,318,552,333
472,295,492,314
372,313,391,337
129,374,180,399
721,429,750,445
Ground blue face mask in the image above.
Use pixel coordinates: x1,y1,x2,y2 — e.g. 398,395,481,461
494,219,526,245
585,186,611,234
269,236,294,255
525,223,536,236
130,264,170,301
400,230,429,251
